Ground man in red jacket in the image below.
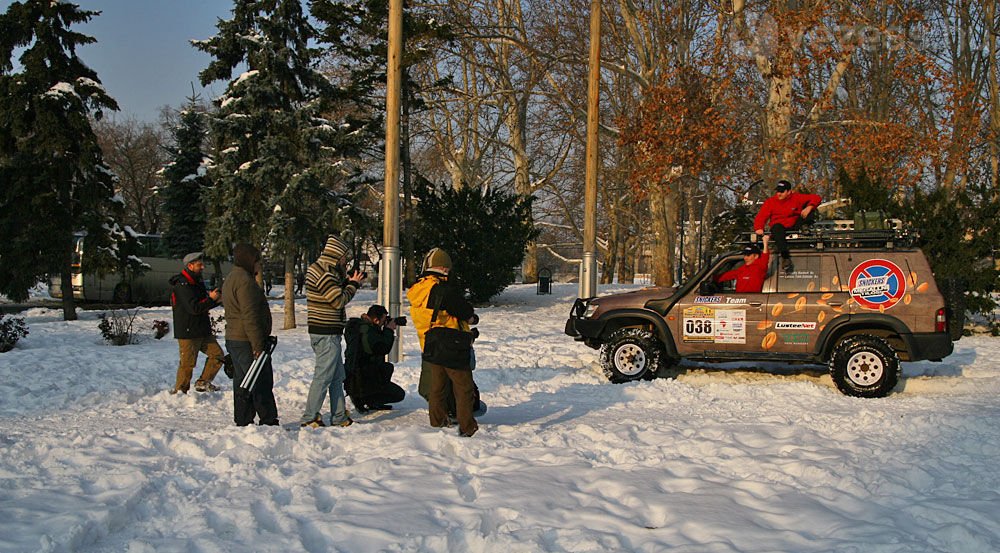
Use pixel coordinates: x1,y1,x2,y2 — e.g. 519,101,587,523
715,241,770,293
754,180,821,273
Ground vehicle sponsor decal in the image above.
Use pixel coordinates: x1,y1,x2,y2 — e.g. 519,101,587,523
848,259,906,310
682,306,746,343
781,332,811,345
774,321,817,330
695,296,749,304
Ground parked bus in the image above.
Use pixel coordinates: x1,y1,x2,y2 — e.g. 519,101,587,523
49,233,228,304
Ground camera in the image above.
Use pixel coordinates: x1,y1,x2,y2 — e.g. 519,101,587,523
392,316,407,326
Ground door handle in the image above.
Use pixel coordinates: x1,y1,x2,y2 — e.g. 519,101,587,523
749,301,763,307
828,301,843,307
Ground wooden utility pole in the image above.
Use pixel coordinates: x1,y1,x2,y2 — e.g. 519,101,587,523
580,0,601,299
380,0,403,361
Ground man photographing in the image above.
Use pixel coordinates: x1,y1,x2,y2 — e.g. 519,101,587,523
344,304,406,413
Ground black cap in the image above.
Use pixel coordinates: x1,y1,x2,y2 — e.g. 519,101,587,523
741,244,761,256
775,180,792,192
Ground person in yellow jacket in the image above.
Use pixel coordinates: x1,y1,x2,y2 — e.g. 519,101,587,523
407,248,481,437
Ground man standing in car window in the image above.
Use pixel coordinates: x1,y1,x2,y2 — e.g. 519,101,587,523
715,240,771,294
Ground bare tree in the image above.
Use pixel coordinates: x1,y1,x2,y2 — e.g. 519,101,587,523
94,116,168,234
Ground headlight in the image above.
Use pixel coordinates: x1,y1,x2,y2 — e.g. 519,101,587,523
583,302,599,318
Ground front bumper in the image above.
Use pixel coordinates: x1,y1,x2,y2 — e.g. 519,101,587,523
564,316,605,339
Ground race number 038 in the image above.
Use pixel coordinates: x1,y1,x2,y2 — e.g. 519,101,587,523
685,318,713,337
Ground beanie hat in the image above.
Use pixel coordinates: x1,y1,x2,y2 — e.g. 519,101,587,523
421,248,452,272
322,235,350,261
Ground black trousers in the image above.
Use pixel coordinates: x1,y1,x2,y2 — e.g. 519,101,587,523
346,362,406,408
770,212,816,258
227,339,279,426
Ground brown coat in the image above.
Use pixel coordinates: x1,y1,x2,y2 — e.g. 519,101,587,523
222,265,272,352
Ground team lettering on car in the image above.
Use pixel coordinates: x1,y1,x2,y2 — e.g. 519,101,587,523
849,259,906,310
694,296,749,304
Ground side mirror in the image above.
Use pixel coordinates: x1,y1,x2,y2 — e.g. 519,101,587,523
699,280,717,295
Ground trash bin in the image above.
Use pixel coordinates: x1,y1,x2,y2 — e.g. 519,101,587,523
537,268,552,295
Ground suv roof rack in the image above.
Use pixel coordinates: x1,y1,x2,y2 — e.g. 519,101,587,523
737,218,918,251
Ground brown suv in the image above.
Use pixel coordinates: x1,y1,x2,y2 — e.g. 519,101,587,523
565,228,961,397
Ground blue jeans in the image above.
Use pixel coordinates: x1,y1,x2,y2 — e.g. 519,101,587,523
301,334,349,424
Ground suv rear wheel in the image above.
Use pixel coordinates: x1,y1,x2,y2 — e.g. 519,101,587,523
829,335,900,398
600,327,664,383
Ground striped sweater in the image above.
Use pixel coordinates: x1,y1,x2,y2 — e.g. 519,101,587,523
305,254,359,334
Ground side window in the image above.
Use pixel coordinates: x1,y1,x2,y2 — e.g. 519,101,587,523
711,257,742,293
777,255,828,292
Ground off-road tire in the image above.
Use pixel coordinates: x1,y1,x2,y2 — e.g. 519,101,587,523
600,328,665,383
829,335,900,398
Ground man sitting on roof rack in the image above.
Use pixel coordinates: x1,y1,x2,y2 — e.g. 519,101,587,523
754,179,821,274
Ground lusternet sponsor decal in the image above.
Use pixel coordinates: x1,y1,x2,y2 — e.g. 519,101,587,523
774,321,817,330
848,259,906,310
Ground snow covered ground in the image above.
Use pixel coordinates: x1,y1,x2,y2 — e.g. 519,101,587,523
1,283,999,553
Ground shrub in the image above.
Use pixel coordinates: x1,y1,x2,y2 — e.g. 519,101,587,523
0,314,29,352
98,309,139,346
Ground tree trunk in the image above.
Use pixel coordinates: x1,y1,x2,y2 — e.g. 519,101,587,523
649,186,678,287
282,252,296,330
401,71,417,287
764,72,794,182
987,0,999,191
601,218,619,285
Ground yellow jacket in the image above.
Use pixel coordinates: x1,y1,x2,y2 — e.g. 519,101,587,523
407,273,470,350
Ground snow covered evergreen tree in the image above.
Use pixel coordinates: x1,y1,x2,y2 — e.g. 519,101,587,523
194,0,377,328
160,95,212,259
0,1,120,320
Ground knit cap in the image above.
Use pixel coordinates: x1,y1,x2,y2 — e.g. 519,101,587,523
421,248,452,271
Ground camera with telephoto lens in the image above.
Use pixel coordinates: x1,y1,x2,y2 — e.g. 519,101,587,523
392,316,407,326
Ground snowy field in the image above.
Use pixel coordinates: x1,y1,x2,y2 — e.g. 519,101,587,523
1,283,999,553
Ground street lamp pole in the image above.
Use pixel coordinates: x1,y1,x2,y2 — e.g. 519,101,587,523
580,0,601,299
380,0,403,362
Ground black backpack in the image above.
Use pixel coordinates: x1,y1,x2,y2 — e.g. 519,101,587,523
343,317,363,374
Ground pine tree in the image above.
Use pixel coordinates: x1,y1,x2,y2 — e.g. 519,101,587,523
0,1,120,319
414,182,538,303
194,0,377,328
160,95,212,259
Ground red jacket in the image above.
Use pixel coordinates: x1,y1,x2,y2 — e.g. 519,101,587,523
754,192,821,231
715,252,770,293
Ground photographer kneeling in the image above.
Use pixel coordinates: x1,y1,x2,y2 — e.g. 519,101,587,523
344,305,406,413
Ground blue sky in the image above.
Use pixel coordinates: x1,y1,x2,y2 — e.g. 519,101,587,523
2,0,239,122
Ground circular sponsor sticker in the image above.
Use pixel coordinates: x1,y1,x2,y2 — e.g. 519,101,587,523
848,259,906,310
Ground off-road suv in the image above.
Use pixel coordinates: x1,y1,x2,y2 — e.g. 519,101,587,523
565,225,962,397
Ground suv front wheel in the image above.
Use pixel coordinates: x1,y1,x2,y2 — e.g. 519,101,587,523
600,327,664,383
829,335,900,398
